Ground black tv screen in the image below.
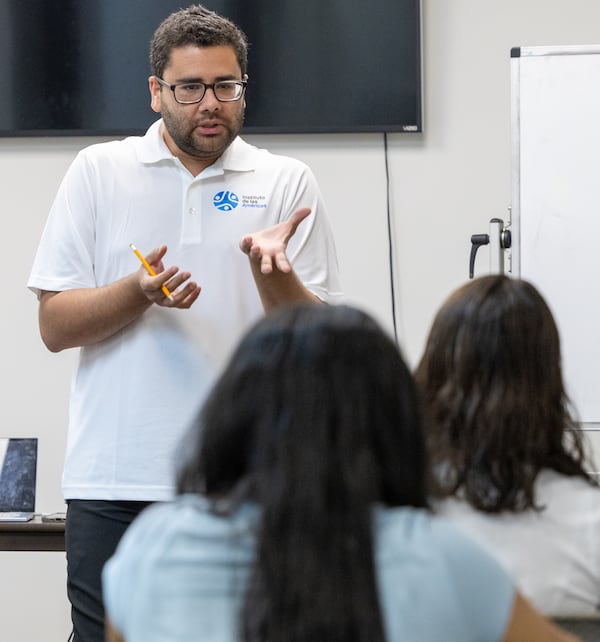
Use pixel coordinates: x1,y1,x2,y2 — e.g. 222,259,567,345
0,0,422,136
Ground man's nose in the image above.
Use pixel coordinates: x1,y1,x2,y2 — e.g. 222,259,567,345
197,86,220,109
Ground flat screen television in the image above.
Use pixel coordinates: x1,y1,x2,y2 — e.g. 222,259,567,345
0,0,422,136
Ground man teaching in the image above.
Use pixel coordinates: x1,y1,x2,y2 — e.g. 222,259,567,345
27,5,342,640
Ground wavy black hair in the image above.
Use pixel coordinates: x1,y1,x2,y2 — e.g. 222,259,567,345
415,275,596,513
177,303,428,642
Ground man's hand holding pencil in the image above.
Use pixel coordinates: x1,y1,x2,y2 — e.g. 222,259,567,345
130,243,201,309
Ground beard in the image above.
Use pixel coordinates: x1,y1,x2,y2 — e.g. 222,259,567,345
161,103,245,159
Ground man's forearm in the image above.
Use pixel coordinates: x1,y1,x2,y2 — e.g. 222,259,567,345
249,262,320,313
39,274,152,352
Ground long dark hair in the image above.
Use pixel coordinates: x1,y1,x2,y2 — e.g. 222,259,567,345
177,303,428,642
415,274,596,513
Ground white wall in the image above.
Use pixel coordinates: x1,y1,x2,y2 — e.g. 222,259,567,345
2,2,600,639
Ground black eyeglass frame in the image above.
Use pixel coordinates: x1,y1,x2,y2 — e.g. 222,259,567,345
154,76,247,104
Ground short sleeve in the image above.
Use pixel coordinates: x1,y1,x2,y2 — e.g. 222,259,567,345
102,497,254,642
27,150,99,297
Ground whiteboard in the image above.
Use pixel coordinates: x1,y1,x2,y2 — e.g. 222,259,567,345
511,45,600,422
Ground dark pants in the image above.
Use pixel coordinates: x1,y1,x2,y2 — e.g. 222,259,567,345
65,499,153,642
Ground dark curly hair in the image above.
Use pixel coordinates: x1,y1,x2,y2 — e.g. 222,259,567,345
415,275,596,513
149,4,248,78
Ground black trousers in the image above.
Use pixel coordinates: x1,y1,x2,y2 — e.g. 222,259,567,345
65,499,153,642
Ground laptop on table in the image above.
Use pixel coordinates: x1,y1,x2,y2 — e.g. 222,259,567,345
0,438,37,522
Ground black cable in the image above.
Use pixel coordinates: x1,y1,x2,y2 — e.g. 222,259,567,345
383,132,399,343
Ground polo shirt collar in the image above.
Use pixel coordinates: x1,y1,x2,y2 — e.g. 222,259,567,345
135,119,172,163
135,118,256,173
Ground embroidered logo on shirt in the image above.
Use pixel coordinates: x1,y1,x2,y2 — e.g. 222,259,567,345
212,191,268,211
213,191,239,211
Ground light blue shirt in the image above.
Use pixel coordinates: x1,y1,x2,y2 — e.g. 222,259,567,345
103,495,514,642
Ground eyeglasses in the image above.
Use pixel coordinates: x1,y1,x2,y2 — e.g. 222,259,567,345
155,77,247,104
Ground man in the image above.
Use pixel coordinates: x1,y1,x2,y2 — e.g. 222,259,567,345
28,5,342,641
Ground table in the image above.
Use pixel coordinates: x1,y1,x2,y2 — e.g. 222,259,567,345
0,516,65,551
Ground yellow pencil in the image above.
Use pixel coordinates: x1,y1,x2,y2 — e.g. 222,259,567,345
129,243,174,301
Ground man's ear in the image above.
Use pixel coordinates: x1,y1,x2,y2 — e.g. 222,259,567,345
148,76,162,114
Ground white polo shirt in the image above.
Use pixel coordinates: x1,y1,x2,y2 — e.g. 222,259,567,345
28,119,343,501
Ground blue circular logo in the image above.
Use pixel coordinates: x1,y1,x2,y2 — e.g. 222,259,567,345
213,190,239,211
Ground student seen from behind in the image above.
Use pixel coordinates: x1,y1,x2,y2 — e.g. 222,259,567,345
416,274,600,617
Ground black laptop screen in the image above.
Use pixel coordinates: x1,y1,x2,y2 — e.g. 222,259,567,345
0,438,37,512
